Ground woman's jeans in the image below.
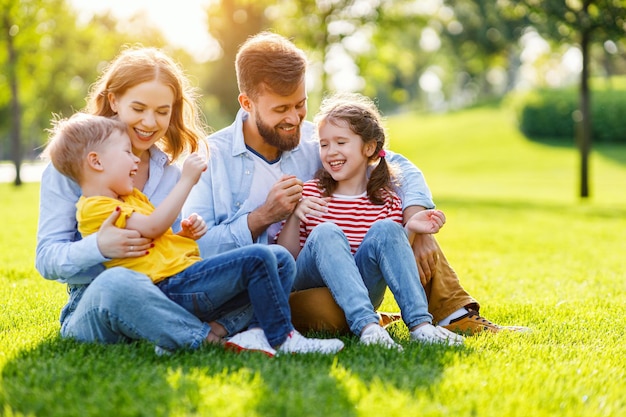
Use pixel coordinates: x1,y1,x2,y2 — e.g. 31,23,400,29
61,244,295,349
294,219,433,335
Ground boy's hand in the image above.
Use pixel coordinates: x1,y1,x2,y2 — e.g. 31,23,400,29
181,153,207,185
179,213,208,240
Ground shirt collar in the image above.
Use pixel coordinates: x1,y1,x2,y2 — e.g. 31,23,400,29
231,108,303,158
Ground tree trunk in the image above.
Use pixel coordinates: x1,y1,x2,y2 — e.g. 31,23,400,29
4,15,22,186
578,30,591,198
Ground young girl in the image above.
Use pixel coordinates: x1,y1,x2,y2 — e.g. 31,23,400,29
34,46,310,354
277,92,464,349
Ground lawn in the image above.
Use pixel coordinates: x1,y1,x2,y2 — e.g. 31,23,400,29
1,104,625,417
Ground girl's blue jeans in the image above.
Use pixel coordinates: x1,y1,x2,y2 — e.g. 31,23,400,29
294,219,433,335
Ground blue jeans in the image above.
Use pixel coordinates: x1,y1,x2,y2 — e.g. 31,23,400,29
157,244,295,347
61,245,295,349
294,220,433,335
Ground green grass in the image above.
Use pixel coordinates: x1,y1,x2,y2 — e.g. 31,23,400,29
2,105,626,416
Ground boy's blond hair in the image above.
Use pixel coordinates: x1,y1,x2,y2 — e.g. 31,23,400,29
44,113,127,183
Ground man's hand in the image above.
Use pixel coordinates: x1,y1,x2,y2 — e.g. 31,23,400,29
264,175,304,222
248,175,303,240
97,208,153,258
411,232,440,286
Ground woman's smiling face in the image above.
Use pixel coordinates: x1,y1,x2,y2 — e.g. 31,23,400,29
108,80,175,156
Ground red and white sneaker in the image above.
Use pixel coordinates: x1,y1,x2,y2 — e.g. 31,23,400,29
225,328,276,357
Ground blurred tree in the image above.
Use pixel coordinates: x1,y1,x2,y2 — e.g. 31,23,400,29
0,0,174,185
1,0,50,185
351,2,430,112
440,0,530,99
270,0,429,112
203,0,272,121
506,0,626,198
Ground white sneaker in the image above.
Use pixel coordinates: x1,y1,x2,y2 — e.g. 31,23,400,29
277,330,344,355
360,324,403,351
410,324,465,346
154,346,173,356
224,328,277,357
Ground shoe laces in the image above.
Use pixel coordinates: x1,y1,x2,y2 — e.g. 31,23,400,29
467,310,500,328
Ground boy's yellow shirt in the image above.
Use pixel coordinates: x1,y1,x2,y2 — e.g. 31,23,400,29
76,188,201,283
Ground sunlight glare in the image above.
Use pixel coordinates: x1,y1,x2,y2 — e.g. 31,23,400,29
68,0,219,62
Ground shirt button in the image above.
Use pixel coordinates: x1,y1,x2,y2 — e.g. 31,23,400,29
244,170,250,175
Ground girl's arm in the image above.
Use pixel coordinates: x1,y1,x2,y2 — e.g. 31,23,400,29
276,196,328,259
276,213,302,259
125,153,206,238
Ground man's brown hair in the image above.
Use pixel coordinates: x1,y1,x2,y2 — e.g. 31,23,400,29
236,32,308,100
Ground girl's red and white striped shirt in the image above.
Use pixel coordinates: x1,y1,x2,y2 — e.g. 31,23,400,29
298,179,403,254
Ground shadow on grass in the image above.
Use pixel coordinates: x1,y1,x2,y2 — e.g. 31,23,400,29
1,333,469,417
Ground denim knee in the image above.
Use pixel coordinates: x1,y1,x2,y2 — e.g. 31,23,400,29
87,267,153,307
369,219,404,236
309,222,345,242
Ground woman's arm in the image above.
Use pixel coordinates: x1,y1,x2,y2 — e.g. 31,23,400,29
35,165,110,282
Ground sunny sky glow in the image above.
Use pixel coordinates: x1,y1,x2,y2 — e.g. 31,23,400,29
68,0,219,62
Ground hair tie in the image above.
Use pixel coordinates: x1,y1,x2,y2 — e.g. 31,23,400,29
378,149,386,158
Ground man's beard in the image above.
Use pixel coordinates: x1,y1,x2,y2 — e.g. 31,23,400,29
255,110,301,152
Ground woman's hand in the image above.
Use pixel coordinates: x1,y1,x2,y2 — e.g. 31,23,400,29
97,208,153,258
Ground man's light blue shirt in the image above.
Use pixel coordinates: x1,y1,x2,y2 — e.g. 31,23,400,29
36,146,181,284
184,109,435,258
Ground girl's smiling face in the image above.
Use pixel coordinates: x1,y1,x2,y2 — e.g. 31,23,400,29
318,119,376,192
108,80,175,157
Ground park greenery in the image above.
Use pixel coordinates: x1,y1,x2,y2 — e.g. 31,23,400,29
1,104,625,416
1,0,625,191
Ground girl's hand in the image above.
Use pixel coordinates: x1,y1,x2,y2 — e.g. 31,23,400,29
405,209,446,234
293,196,330,222
181,153,208,185
179,213,208,240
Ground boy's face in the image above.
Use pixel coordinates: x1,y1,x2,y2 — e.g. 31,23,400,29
108,80,175,157
244,80,307,152
98,131,141,198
